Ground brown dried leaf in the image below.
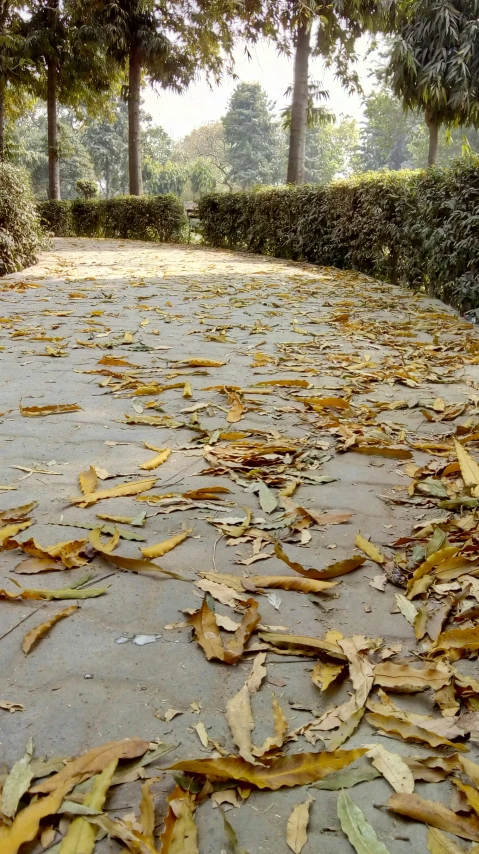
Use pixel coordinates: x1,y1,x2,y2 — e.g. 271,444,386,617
388,793,479,841
259,632,347,661
188,597,260,664
286,796,313,854
22,605,78,654
274,542,365,580
373,662,451,693
169,747,367,790
30,738,149,794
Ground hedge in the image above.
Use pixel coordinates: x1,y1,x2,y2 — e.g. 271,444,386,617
198,159,479,311
0,163,44,277
38,195,187,243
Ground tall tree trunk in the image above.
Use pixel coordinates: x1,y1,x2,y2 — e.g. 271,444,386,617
47,59,60,199
0,79,5,161
426,110,439,167
287,21,311,185
128,42,143,196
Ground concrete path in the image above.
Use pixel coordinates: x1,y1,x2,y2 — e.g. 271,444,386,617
1,238,479,853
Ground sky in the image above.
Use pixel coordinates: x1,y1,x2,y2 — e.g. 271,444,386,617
142,37,376,140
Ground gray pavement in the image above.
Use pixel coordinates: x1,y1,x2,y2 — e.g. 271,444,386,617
0,238,478,853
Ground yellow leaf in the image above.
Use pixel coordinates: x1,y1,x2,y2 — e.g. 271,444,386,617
88,529,186,579
311,661,344,691
22,605,78,654
0,521,33,546
226,684,256,764
452,779,479,817
69,478,156,507
141,530,191,559
183,382,192,398
1,782,71,854
355,533,385,564
373,662,451,693
59,759,118,854
226,392,245,423
139,448,171,471
286,796,313,854
177,358,226,367
19,403,81,417
454,439,479,487
259,632,347,662
188,597,260,665
367,744,414,793
79,467,98,495
427,826,468,854
139,780,155,844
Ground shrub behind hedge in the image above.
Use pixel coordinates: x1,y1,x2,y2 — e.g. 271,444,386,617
199,160,479,311
0,163,44,276
38,195,187,243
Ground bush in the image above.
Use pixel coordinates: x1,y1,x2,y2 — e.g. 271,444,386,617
0,163,44,276
199,159,479,311
38,195,186,244
38,200,73,237
76,179,98,199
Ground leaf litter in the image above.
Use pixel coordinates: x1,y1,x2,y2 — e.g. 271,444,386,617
5,242,479,851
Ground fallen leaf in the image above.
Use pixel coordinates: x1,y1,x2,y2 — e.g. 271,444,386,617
188,597,260,664
88,529,186,579
455,439,479,488
226,684,256,763
257,481,277,513
2,738,34,818
169,747,367,789
0,502,37,522
69,478,156,507
59,759,118,854
0,521,33,546
139,779,156,844
227,391,245,423
274,542,365,580
327,708,365,751
287,796,313,854
388,793,479,841
311,762,380,790
22,605,78,654
373,662,451,693
158,787,198,854
246,651,267,692
311,660,344,691
178,358,226,367
366,711,466,751
427,826,468,854
431,625,479,657
0,780,71,854
355,533,385,564
0,701,24,713
259,632,347,661
183,382,193,399
395,593,418,625
139,448,171,471
194,723,209,748
367,744,414,794
79,467,98,495
19,403,81,417
30,738,149,794
337,790,391,853
141,530,191,559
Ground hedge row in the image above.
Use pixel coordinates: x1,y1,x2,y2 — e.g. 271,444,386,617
0,163,43,277
199,159,479,311
38,195,187,243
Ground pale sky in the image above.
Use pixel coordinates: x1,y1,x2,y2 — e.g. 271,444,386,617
142,37,376,140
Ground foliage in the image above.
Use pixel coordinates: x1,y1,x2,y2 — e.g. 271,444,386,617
0,162,43,275
38,194,186,242
189,158,216,196
388,0,479,163
199,158,479,311
37,198,72,235
305,117,358,183
223,82,278,190
76,178,98,199
143,160,188,196
176,121,234,191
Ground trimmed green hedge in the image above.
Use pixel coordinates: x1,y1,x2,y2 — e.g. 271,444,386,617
0,163,44,276
38,195,187,243
199,159,479,311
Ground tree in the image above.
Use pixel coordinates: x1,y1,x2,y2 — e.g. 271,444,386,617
23,0,113,198
305,116,358,183
223,82,277,189
81,100,129,197
388,0,479,166
176,122,234,191
92,0,246,195
189,158,217,196
0,1,34,160
259,1,396,184
357,87,422,170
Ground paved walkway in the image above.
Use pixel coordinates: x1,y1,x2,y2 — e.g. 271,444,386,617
1,238,479,853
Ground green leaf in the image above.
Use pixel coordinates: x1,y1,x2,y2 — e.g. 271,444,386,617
2,738,34,818
311,762,380,791
257,480,278,514
337,791,391,854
